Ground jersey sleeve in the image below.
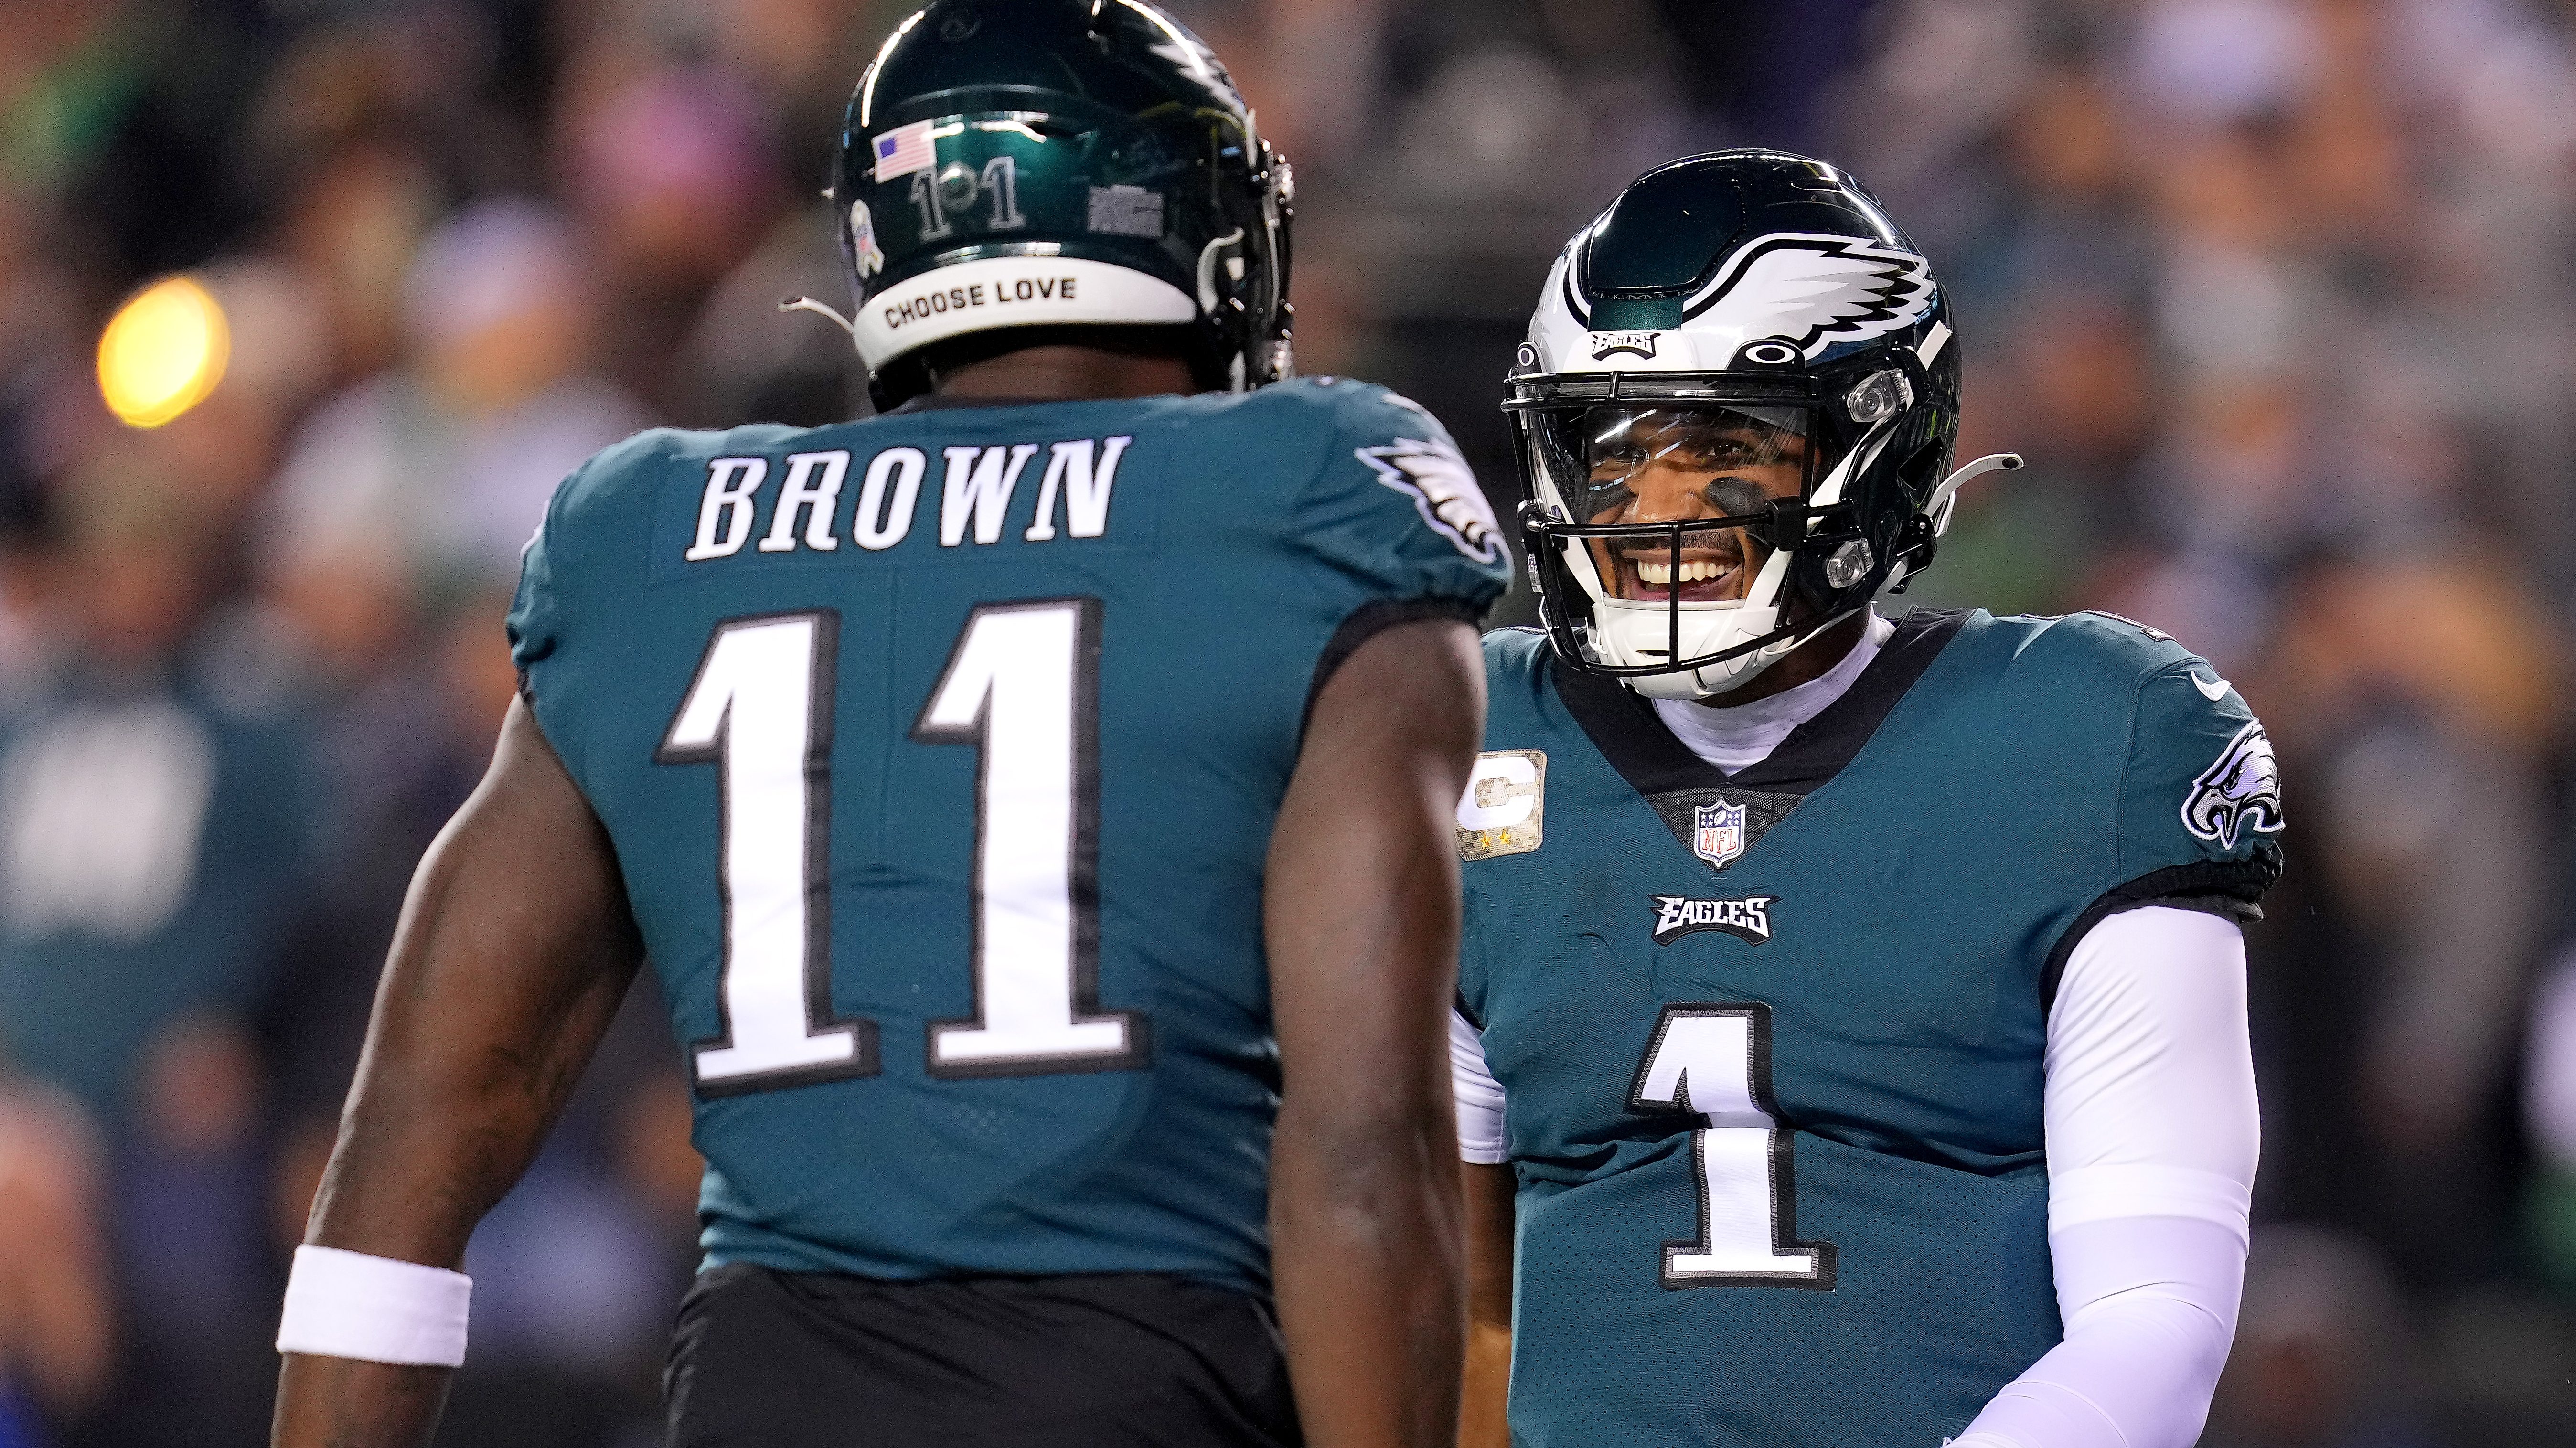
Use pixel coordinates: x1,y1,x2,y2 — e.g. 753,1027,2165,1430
2114,659,2286,914
1290,383,1514,613
505,430,665,735
505,501,562,693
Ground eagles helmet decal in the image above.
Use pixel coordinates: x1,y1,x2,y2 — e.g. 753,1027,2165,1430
1678,234,1935,361
1555,233,1935,368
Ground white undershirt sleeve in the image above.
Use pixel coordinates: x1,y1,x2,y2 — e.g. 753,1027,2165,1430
1950,905,2259,1448
1452,1008,1509,1165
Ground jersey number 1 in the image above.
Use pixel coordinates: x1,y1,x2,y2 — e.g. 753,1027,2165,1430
1629,1003,1835,1289
658,601,1144,1097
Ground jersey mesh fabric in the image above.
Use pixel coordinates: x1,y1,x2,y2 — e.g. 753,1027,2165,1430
507,379,1507,1291
1461,612,2279,1446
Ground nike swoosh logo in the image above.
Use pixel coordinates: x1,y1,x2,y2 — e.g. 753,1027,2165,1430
2191,673,2231,701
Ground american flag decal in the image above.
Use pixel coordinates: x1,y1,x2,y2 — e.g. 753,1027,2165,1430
872,121,936,181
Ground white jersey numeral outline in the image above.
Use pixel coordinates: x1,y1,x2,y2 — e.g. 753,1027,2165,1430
658,599,1144,1096
1627,1003,1835,1288
658,612,876,1093
911,598,1144,1075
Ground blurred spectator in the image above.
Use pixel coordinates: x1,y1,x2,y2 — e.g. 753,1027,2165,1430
557,63,784,415
0,461,311,1444
2531,949,2576,1285
0,467,309,1131
264,197,642,619
0,1081,110,1437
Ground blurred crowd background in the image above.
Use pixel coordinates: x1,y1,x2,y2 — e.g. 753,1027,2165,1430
1,0,2573,1443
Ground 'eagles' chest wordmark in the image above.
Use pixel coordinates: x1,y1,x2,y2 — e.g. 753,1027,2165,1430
1650,894,1775,946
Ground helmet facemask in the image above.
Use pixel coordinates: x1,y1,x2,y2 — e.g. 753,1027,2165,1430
1511,362,1931,699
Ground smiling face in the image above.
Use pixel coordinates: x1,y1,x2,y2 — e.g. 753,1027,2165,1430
1577,407,1811,602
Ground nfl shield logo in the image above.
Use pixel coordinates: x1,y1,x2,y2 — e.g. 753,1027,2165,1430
1693,799,1746,870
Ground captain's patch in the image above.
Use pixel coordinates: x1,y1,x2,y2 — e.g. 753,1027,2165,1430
2182,722,2285,850
1456,750,1545,860
1650,894,1774,946
1357,435,1505,565
1692,797,1747,870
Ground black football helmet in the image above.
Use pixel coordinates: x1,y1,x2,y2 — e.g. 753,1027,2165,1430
1506,149,2018,698
824,0,1293,410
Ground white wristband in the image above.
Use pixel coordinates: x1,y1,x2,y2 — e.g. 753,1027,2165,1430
276,1245,472,1367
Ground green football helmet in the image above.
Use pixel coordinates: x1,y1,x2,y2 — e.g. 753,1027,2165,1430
828,0,1293,409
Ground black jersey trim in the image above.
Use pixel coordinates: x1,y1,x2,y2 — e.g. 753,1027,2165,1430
1454,989,1484,1033
887,393,1064,412
1298,597,1486,741
2038,850,2284,1013
1550,609,1968,801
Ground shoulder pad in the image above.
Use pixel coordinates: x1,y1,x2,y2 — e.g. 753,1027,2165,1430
2007,610,2212,686
1482,627,1552,677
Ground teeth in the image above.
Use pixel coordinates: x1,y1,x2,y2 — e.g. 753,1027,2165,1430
1634,559,1724,585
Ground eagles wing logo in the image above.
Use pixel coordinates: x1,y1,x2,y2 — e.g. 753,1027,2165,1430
1680,233,1935,361
1356,436,1505,565
2182,722,2285,851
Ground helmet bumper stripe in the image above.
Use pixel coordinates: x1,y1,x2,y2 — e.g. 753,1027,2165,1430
849,256,1195,370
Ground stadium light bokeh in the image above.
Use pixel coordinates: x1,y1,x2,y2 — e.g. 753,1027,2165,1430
97,275,230,429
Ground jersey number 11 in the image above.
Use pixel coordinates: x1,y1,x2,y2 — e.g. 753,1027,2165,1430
657,600,1146,1097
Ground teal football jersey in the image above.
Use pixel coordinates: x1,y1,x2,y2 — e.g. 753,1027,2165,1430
507,378,1508,1292
1457,610,2283,1447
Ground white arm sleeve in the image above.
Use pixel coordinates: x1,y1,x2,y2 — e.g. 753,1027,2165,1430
1950,905,2259,1448
1452,1009,1509,1164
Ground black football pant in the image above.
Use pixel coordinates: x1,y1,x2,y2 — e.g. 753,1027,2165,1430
664,1262,1302,1447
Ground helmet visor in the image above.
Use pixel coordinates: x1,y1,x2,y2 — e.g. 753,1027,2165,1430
1528,404,1823,605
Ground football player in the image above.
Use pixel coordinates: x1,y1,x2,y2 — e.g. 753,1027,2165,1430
1450,150,2283,1448
269,4,1510,1447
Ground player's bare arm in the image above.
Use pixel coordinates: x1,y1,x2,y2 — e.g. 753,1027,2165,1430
272,699,642,1448
1268,615,1484,1448
1456,1160,1516,1448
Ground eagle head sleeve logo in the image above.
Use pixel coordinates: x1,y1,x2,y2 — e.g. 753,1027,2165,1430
2182,722,2285,851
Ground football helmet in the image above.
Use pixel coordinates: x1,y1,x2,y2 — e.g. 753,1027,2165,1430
825,0,1292,410
1506,149,2018,699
